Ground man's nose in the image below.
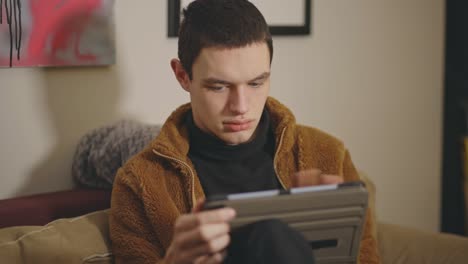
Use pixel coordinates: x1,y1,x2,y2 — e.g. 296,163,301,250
229,86,248,115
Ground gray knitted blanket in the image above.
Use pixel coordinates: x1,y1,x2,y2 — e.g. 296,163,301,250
72,120,161,189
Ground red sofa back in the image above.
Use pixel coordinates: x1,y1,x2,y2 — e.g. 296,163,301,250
0,189,111,228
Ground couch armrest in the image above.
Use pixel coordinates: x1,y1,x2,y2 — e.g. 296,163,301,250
0,189,111,228
377,222,468,264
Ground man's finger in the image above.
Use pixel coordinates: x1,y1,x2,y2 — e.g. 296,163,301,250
320,174,344,185
194,255,208,264
187,234,231,259
292,169,322,187
194,252,226,264
175,208,235,232
179,223,230,250
196,208,236,225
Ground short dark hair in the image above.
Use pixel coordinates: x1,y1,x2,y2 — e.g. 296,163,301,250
178,0,273,79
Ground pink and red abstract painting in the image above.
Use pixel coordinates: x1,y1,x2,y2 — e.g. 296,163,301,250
0,0,115,67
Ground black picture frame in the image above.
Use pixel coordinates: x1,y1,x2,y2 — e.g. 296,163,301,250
168,0,311,37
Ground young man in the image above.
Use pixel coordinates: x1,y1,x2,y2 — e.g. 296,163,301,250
110,0,380,263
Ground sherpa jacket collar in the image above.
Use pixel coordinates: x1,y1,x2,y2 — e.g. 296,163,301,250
150,97,298,191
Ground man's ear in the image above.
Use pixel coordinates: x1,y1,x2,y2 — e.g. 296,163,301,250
170,59,191,92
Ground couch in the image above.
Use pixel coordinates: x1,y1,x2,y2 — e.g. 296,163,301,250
1,175,468,264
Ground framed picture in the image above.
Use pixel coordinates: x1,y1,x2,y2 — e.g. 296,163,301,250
168,0,311,37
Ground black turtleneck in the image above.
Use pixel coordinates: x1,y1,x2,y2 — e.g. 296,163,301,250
187,110,281,197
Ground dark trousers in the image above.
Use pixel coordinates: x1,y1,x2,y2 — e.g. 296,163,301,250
225,219,315,264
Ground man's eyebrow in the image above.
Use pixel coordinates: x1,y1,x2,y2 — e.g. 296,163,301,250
248,72,270,82
202,78,232,85
202,72,270,85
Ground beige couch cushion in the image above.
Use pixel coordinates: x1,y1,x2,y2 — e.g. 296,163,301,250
378,222,468,264
358,170,379,241
0,209,112,264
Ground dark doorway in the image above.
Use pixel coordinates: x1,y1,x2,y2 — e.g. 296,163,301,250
441,0,468,235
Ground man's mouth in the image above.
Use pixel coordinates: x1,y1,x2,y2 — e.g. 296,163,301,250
223,120,253,132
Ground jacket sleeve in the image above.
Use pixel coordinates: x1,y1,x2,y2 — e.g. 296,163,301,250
109,166,167,264
342,149,381,264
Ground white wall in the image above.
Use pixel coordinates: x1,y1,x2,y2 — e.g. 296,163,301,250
0,0,444,232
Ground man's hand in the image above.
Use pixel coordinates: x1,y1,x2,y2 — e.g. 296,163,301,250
164,200,236,264
292,169,344,187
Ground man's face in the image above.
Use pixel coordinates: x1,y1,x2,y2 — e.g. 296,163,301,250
177,42,271,145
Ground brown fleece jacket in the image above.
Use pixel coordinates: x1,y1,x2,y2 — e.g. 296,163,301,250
109,97,381,264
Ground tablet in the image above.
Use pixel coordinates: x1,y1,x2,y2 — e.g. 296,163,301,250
203,181,368,264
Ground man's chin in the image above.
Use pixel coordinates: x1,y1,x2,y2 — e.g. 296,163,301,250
220,132,253,146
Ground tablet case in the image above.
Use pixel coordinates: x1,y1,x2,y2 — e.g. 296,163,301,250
204,182,368,264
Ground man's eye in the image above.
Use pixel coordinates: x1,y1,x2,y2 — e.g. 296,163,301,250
207,86,225,91
249,82,262,88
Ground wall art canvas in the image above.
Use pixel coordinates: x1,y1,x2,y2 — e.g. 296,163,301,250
0,0,115,68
